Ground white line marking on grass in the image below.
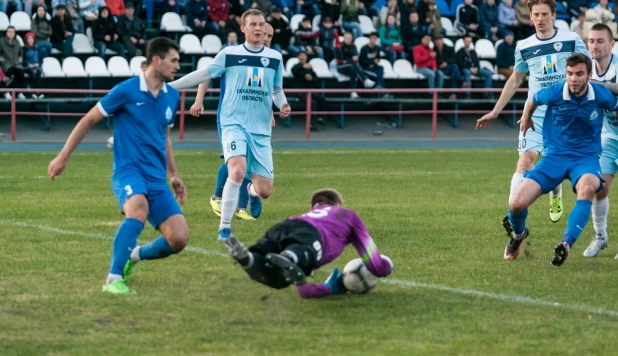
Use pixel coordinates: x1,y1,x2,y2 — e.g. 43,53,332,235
4,220,618,317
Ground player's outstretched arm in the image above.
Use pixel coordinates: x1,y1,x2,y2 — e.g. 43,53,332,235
476,71,526,129
169,68,213,90
48,106,106,180
165,128,186,205
349,212,394,277
594,81,618,96
189,81,211,117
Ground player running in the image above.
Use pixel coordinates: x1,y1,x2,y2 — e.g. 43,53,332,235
476,0,591,240
170,10,290,240
224,188,394,298
580,24,618,258
48,38,189,294
508,54,618,267
189,24,275,221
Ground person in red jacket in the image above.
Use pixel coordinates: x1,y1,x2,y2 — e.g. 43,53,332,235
106,0,126,17
413,34,443,93
208,0,229,37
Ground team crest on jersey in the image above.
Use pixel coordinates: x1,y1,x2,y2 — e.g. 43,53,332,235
553,42,563,52
590,110,599,121
543,54,558,75
260,57,270,67
247,67,264,87
165,106,172,121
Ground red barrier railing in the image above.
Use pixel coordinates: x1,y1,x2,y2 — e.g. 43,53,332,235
0,88,529,142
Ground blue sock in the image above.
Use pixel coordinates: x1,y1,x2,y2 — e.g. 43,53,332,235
562,199,593,247
214,163,228,198
138,236,177,260
508,208,528,236
238,178,251,209
109,218,144,275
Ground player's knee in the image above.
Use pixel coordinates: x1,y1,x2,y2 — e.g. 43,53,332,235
168,228,190,252
509,198,526,214
577,184,597,200
227,168,245,183
255,184,272,199
123,199,149,221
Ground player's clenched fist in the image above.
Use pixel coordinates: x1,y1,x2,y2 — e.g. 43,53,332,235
48,156,67,181
171,176,187,205
189,102,204,117
279,103,291,118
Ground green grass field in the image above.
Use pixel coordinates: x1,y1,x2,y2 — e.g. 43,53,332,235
3,148,618,355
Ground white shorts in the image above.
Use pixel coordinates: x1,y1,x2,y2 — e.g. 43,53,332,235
221,125,274,179
600,135,618,175
518,115,544,156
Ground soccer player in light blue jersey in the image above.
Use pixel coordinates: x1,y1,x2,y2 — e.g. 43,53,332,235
188,24,275,222
507,54,618,266
581,24,618,257
48,38,190,294
170,9,290,240
476,0,591,241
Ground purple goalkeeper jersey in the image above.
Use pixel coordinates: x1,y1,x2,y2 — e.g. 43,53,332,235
289,205,393,298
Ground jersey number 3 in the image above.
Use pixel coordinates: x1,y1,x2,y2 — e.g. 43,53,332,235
306,206,331,218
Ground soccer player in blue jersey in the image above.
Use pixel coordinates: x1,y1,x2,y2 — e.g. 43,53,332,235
581,24,618,257
170,9,290,240
48,37,190,294
188,24,275,221
476,0,591,239
507,54,618,267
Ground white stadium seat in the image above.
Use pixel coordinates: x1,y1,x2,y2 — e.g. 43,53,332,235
180,34,204,54
494,39,504,51
354,36,369,54
0,12,9,31
160,12,188,32
42,57,65,78
475,39,496,59
72,33,95,54
359,15,376,35
554,19,570,32
202,34,222,54
108,56,133,77
85,56,111,77
15,34,23,47
286,57,299,75
443,38,454,47
62,57,88,77
441,17,458,37
309,58,333,78
197,56,214,70
312,15,321,31
10,11,31,31
379,59,397,79
130,56,147,75
290,14,305,32
393,59,419,79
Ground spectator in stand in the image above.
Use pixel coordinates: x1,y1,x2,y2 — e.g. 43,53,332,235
24,0,46,17
456,34,492,99
292,16,323,59
0,0,24,16
295,0,319,17
223,31,239,47
80,0,107,28
480,0,501,42
208,0,230,36
92,6,126,58
335,31,375,98
52,0,85,34
225,14,244,43
318,16,339,63
144,0,181,27
0,27,26,100
414,33,443,93
252,0,273,19
515,0,534,39
362,0,380,18
22,32,43,99
50,4,74,57
496,30,515,79
379,14,405,64
498,0,520,40
32,5,54,62
228,0,247,16
341,0,365,40
359,32,388,95
106,0,125,18
589,0,615,25
566,0,587,17
399,0,417,33
455,0,481,38
272,0,292,18
379,0,400,28
402,11,427,57
117,2,147,57
433,34,460,98
291,51,326,131
425,0,443,38
323,0,342,29
269,8,296,55
186,0,212,38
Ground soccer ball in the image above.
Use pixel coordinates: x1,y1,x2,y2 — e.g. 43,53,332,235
106,136,114,149
342,258,378,294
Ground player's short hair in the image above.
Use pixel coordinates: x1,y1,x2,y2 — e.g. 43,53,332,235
590,23,615,41
566,53,592,74
241,9,265,26
311,189,344,207
527,0,556,14
146,37,179,65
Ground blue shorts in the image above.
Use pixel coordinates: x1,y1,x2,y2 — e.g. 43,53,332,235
111,169,183,229
221,124,273,179
600,135,618,175
518,115,544,156
524,154,604,194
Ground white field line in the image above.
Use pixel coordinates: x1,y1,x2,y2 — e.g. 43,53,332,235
3,220,618,317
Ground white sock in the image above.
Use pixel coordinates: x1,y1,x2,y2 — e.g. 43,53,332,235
248,182,259,197
105,273,123,285
220,178,241,230
592,198,609,238
550,183,562,198
243,252,255,269
130,246,141,263
509,173,524,205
